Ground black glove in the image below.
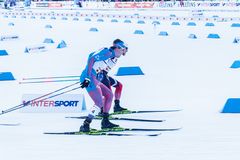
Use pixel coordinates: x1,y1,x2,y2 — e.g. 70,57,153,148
81,78,90,88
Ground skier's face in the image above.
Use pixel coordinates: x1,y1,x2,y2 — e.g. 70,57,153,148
113,42,128,57
115,46,125,58
122,47,128,56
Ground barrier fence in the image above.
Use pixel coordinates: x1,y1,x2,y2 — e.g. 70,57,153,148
2,1,240,10
25,1,240,9
1,10,240,22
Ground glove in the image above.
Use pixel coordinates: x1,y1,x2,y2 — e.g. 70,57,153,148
81,78,90,88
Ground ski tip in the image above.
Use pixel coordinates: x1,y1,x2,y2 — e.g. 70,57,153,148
162,127,182,131
166,127,182,131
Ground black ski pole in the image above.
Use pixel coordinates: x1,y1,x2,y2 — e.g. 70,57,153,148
0,81,81,115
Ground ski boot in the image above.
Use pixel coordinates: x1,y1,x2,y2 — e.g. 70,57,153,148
113,100,127,112
101,113,119,129
79,117,92,132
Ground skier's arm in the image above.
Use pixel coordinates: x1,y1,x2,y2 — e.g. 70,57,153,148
86,57,95,78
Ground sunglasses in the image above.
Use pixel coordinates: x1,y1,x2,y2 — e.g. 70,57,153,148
117,46,128,51
117,46,123,49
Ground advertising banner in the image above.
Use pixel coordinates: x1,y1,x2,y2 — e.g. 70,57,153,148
48,3,62,8
115,2,154,9
20,94,86,113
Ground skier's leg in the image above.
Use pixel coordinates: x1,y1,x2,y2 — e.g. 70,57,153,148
109,77,127,112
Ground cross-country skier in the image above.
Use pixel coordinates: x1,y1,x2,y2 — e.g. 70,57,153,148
96,39,128,113
79,39,128,132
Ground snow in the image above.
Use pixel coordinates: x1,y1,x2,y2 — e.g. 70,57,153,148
1,8,240,160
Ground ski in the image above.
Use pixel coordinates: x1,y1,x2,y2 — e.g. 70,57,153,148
44,131,161,137
110,109,182,115
44,127,180,136
65,116,165,122
0,123,20,126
